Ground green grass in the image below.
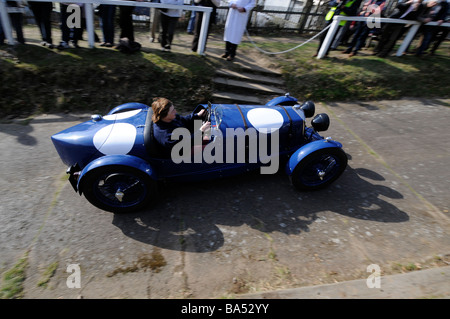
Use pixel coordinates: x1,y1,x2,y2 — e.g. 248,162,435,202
0,253,29,299
1,32,449,119
240,37,450,102
37,261,59,288
0,43,216,119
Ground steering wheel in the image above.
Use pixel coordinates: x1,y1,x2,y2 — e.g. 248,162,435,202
205,101,212,124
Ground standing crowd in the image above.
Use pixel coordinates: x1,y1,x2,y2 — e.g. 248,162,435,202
0,0,448,58
315,0,449,58
0,0,257,60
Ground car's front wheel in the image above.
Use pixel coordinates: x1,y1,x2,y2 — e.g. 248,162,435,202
82,165,156,213
291,148,347,191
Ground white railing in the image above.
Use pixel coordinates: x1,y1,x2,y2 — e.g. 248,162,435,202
0,0,213,55
317,15,450,59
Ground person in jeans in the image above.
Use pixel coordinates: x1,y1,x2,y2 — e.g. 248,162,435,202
57,3,72,49
415,0,448,56
29,1,54,48
373,0,424,57
98,4,116,47
342,0,386,57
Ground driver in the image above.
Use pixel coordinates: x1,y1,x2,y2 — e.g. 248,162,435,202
152,97,210,157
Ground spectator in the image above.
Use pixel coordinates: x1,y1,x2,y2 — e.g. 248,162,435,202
187,0,197,34
150,0,161,42
373,0,424,57
343,0,386,57
98,4,116,47
222,0,256,61
159,0,184,52
191,0,219,52
71,4,89,48
429,7,449,55
329,0,363,50
57,3,84,49
415,0,448,56
29,1,54,48
314,0,344,57
118,1,140,44
0,1,25,45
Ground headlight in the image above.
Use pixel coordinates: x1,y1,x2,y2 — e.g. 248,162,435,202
311,113,330,132
299,101,315,118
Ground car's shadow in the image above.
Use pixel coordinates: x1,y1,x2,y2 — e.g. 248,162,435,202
112,164,408,252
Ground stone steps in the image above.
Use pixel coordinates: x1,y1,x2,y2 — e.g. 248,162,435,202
212,91,262,105
211,64,287,105
213,77,286,95
215,69,285,86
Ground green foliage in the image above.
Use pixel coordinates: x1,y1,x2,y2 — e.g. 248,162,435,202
0,254,29,299
241,38,450,102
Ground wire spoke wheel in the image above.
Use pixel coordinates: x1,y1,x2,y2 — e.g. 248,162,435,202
83,166,156,213
292,148,347,191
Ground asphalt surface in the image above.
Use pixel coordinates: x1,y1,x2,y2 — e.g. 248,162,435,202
1,97,449,299
1,27,450,300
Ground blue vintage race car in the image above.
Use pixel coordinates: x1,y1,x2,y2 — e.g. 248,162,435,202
51,94,347,213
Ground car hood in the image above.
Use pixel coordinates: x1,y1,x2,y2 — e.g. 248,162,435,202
217,104,304,134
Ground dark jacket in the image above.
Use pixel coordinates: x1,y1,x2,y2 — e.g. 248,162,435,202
341,0,364,16
389,0,424,20
418,0,448,23
153,113,202,157
195,0,218,24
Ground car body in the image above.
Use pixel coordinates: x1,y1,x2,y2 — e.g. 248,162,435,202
51,94,348,212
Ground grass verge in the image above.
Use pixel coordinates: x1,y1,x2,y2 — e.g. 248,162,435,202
0,42,215,119
240,35,450,102
0,253,29,299
1,31,449,120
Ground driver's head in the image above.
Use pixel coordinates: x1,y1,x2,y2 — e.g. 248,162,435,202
152,97,176,123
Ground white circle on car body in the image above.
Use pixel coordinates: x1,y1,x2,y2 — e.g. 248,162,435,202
103,109,141,121
93,123,137,155
246,108,284,133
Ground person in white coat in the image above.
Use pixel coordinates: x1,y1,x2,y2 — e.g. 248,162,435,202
222,0,256,61
160,0,184,51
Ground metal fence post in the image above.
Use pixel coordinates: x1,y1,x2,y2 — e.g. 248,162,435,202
196,9,211,55
0,0,15,45
84,3,95,48
396,23,420,56
317,17,340,59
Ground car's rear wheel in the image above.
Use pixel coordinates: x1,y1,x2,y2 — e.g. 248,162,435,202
291,148,347,191
82,166,156,213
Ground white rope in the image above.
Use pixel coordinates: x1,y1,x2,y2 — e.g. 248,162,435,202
244,24,331,55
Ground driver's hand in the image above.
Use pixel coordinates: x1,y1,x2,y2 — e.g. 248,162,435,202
200,121,210,132
198,109,206,118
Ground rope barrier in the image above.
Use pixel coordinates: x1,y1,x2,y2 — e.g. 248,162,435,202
244,24,331,55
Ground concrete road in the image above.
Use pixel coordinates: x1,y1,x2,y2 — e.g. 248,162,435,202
0,98,449,299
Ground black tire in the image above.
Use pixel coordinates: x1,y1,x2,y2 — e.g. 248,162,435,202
291,148,348,191
82,165,156,213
